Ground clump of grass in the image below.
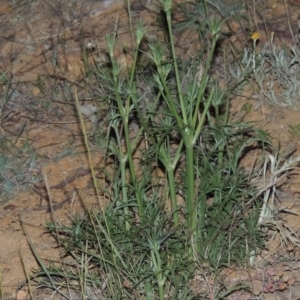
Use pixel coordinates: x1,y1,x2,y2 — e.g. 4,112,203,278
0,138,40,203
42,203,194,299
25,0,286,299
234,30,300,109
0,75,41,204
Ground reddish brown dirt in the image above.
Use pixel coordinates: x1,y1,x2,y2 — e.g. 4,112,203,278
1,0,300,299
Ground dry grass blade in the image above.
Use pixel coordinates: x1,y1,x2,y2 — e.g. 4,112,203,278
42,170,61,249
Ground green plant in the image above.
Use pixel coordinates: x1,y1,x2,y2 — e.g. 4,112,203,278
288,124,300,138
235,34,300,109
39,202,194,299
174,0,245,32
28,0,277,298
0,75,41,203
242,102,252,114
0,138,40,204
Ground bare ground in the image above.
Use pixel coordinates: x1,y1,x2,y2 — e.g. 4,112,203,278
1,0,300,299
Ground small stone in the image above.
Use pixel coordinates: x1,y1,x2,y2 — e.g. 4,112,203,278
278,281,287,291
15,290,28,300
252,280,263,295
31,86,41,97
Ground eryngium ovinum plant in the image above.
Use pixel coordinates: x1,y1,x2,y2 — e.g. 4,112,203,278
39,1,273,299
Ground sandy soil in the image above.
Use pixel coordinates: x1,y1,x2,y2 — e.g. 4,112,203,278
1,0,300,299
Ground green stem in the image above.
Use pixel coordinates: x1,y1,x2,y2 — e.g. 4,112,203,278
166,167,179,225
158,73,184,129
151,248,165,300
193,89,215,144
165,7,187,125
192,37,218,126
185,142,195,230
120,156,130,231
197,192,206,252
112,69,144,216
158,140,183,226
123,120,144,216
